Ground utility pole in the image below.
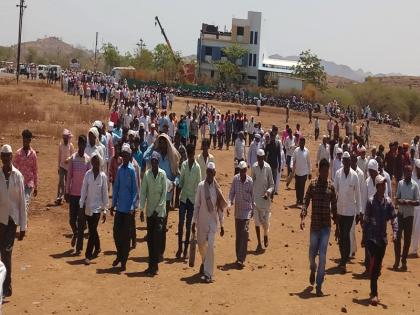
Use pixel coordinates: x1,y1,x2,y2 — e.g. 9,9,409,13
94,31,98,72
16,0,27,84
136,38,145,55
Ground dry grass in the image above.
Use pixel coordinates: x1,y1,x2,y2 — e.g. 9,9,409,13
0,79,109,139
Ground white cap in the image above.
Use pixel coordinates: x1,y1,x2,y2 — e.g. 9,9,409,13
336,148,343,154
128,130,136,137
257,149,265,157
207,162,216,170
108,121,114,131
63,129,72,137
151,151,161,161
358,146,366,153
254,134,261,139
121,143,132,154
342,151,350,159
375,174,386,185
238,161,248,170
90,151,103,164
92,120,103,129
151,123,156,128
0,144,12,154
415,159,420,169
139,122,145,128
368,159,379,172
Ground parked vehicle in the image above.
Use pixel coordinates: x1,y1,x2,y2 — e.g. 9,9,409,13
38,65,48,79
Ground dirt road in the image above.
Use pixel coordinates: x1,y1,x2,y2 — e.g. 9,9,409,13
1,81,419,314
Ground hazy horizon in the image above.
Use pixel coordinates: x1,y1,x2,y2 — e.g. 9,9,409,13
1,0,419,75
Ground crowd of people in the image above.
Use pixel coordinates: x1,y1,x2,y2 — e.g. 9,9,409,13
1,77,419,309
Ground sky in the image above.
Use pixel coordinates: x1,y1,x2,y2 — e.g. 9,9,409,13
0,0,419,75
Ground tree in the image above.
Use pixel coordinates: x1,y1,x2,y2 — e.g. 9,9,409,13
26,47,38,63
101,43,121,71
215,44,248,84
132,48,154,70
293,49,327,90
153,43,180,81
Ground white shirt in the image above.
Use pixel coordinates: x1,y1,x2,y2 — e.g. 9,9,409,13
79,170,109,216
292,147,311,176
139,116,151,132
284,136,295,157
234,138,246,160
146,132,157,146
317,143,330,164
251,161,274,210
334,168,362,216
357,156,368,178
381,170,392,198
0,167,26,231
256,99,261,107
248,140,260,167
332,159,343,182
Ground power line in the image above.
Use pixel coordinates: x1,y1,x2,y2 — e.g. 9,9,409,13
15,0,27,84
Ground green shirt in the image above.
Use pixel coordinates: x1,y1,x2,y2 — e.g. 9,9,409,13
179,160,202,204
140,168,167,218
397,179,419,218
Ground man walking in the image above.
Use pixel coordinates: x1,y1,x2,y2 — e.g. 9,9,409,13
139,151,167,276
248,133,261,168
65,135,90,254
252,149,274,252
0,144,27,298
110,144,138,272
192,162,227,283
301,158,337,297
228,161,254,268
265,133,281,200
197,139,215,180
14,129,38,221
292,137,312,206
334,151,362,273
394,165,419,271
177,144,202,259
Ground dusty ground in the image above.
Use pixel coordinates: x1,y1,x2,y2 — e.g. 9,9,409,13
1,79,420,315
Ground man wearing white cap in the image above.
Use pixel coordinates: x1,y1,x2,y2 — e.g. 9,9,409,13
234,132,247,174
228,161,254,268
357,146,368,178
56,129,74,205
332,148,343,183
334,151,362,273
110,143,138,272
0,144,27,298
247,133,261,168
192,162,227,283
251,149,274,252
146,123,157,146
140,151,167,276
362,174,398,306
411,159,420,257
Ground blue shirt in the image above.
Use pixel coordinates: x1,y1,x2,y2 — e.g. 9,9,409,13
159,153,176,201
178,121,188,138
112,163,137,212
139,140,149,153
133,150,144,169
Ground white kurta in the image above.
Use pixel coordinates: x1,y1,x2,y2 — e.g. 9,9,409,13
193,181,223,278
0,261,5,308
411,175,420,254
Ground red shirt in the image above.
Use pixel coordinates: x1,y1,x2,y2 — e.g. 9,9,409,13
110,112,119,125
14,147,38,189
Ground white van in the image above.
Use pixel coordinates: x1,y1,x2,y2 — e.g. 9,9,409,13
38,65,48,79
48,65,62,79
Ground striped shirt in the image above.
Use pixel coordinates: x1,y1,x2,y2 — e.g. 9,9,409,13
66,152,90,196
228,174,254,220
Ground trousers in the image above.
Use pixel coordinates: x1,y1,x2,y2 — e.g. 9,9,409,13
178,199,194,247
147,215,164,271
0,217,17,294
113,212,131,267
57,167,68,199
69,195,85,251
309,227,330,289
85,213,100,259
198,231,216,278
235,219,249,263
295,175,307,204
338,215,354,266
394,214,413,266
367,240,386,297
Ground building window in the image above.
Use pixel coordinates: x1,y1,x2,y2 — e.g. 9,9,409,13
205,47,212,56
254,31,258,45
247,75,257,80
249,31,254,44
248,53,252,67
237,26,244,36
253,54,257,67
211,70,215,78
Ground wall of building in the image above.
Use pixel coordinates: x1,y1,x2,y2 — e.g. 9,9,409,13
277,76,304,92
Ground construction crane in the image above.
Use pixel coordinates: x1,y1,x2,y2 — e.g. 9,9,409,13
154,16,181,64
